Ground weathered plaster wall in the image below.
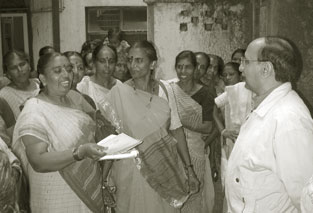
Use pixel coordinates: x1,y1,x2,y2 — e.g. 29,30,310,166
264,0,313,109
31,0,145,66
150,1,252,80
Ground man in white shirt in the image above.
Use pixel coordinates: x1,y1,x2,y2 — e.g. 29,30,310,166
225,36,313,212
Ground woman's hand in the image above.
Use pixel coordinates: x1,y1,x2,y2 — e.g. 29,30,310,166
79,143,107,161
221,129,239,141
186,167,200,194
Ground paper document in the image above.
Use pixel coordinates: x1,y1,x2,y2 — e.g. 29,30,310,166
97,133,142,160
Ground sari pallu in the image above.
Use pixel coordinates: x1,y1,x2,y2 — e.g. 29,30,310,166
104,82,189,211
12,91,107,213
171,83,215,213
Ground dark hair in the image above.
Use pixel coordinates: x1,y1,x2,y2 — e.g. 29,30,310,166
63,51,84,64
37,52,64,75
175,50,197,68
195,52,210,69
131,40,158,62
3,50,30,74
208,54,224,76
92,44,117,62
81,39,104,67
108,28,124,41
224,62,241,75
39,46,55,57
258,36,302,83
231,48,245,60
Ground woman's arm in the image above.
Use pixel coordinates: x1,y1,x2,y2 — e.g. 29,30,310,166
22,135,107,173
213,105,225,132
170,127,200,194
182,121,212,134
213,105,238,141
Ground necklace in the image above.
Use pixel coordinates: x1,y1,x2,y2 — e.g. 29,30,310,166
131,78,156,108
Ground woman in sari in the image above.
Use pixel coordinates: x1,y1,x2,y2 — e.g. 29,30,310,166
213,62,252,213
200,54,225,96
170,51,215,213
77,44,121,108
0,137,21,212
64,51,96,109
12,52,111,213
0,50,40,121
102,40,199,213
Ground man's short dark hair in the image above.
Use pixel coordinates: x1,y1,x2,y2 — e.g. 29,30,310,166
258,36,302,83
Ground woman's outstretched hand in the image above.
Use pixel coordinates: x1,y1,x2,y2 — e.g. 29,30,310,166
79,143,107,161
222,129,239,142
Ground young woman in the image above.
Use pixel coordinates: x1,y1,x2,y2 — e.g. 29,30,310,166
0,50,40,120
213,62,252,212
170,50,215,213
102,41,200,213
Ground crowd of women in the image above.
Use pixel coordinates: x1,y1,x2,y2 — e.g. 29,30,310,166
0,28,249,213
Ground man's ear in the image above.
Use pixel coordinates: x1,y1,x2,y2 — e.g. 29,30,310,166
39,74,46,87
261,61,274,78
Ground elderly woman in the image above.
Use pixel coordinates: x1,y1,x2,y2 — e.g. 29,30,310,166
0,50,40,120
102,40,199,213
78,44,121,108
170,50,215,213
12,52,111,212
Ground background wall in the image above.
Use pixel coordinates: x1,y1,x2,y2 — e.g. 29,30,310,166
31,0,145,67
148,1,252,79
257,0,313,110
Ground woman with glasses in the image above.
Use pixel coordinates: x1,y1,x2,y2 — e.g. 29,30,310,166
12,52,110,212
0,50,40,124
77,44,122,108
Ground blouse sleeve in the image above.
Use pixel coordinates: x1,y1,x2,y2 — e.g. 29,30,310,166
202,91,215,122
215,91,228,108
13,99,50,145
159,80,182,130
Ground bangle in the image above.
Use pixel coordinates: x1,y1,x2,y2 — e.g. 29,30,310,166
72,145,84,161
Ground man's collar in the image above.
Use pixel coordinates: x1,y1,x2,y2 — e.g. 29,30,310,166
253,82,292,117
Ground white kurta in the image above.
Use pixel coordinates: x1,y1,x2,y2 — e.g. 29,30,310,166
225,83,313,213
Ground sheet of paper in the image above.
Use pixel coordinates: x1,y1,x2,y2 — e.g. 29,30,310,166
99,149,139,160
97,133,142,155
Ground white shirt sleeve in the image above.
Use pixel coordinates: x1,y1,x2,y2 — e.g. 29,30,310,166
158,80,182,130
215,91,228,108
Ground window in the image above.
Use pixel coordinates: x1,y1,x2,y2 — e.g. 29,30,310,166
0,13,29,75
86,7,147,45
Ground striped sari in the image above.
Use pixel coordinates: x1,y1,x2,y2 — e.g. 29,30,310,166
171,83,215,213
102,82,189,213
12,90,106,213
0,78,40,120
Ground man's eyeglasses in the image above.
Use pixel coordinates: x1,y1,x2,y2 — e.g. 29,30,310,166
240,57,261,66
